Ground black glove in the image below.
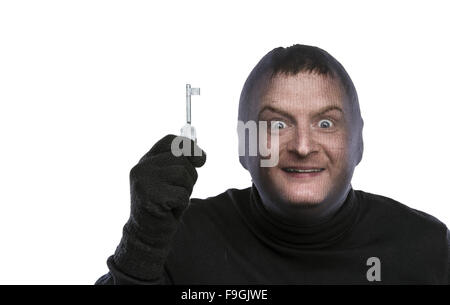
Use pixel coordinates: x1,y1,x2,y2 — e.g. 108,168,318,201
110,134,206,282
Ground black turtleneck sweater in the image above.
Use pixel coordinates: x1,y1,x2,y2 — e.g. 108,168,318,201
97,185,450,284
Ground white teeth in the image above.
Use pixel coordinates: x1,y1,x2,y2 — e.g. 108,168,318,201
285,168,323,173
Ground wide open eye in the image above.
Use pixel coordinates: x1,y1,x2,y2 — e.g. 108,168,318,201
271,120,287,130
318,119,333,128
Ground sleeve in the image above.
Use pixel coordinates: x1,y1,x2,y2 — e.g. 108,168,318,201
447,229,450,284
95,256,173,285
94,211,179,285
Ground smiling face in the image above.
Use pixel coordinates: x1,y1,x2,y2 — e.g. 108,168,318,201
246,71,363,219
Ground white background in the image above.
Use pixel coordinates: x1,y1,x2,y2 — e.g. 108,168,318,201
0,0,449,284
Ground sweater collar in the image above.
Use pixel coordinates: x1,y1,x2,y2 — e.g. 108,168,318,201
234,184,360,252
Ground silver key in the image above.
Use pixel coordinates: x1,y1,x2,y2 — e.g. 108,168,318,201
180,84,200,142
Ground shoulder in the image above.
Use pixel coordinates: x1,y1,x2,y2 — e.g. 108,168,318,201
168,187,253,264
187,186,251,213
179,186,252,230
354,189,448,235
189,187,250,209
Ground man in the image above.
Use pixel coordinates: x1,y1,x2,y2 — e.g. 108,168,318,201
97,44,450,284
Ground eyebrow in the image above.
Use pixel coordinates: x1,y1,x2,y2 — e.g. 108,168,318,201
258,104,343,120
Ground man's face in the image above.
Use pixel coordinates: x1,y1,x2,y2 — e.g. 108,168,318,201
248,72,361,210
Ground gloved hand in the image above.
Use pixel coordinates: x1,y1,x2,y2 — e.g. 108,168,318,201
111,134,206,282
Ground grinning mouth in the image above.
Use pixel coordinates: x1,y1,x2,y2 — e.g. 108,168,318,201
282,168,325,173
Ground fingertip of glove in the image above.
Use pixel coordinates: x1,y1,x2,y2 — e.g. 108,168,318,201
188,151,207,168
147,134,178,156
145,135,207,168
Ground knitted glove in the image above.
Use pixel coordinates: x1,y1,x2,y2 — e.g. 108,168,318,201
111,134,206,282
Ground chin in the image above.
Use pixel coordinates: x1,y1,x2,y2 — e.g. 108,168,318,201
277,186,327,206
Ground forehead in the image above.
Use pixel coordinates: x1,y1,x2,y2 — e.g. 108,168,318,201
256,72,348,114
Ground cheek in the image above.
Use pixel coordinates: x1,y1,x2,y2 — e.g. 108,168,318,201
320,130,347,148
323,134,353,176
319,133,352,167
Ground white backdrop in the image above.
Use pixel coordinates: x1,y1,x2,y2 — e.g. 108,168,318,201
1,0,449,284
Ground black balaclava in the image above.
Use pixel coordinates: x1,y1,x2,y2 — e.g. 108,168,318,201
237,44,364,225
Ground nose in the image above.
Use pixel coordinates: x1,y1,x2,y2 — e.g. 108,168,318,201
287,125,318,157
